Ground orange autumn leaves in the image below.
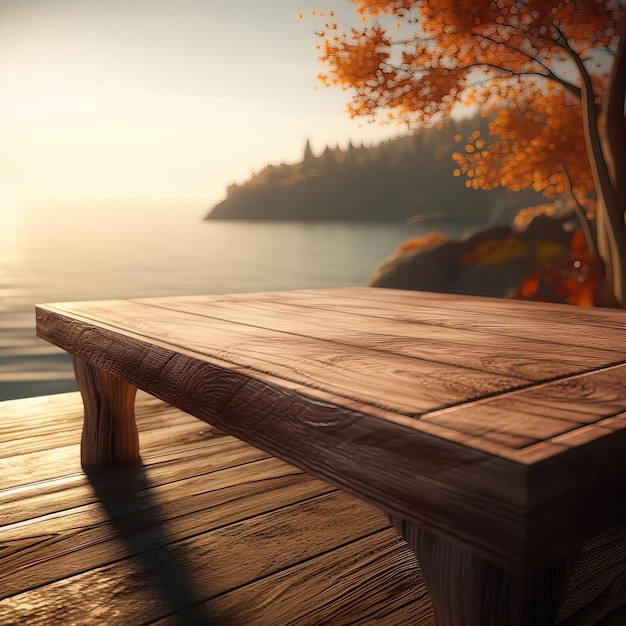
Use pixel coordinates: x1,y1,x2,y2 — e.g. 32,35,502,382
315,0,621,205
318,1,621,118
452,94,596,215
314,0,624,306
318,25,392,98
515,233,619,307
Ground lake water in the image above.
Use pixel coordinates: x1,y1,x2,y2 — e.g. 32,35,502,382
0,201,483,401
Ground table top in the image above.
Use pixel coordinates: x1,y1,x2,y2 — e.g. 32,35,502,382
36,287,626,568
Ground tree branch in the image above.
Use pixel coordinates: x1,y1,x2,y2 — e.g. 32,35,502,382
559,162,596,254
601,20,626,209
383,58,558,87
475,32,581,100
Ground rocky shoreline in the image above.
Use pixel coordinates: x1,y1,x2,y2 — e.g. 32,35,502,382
368,214,579,300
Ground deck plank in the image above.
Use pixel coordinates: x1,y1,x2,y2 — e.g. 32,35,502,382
0,392,430,625
152,532,427,626
3,489,384,600
1,528,426,626
1,392,625,624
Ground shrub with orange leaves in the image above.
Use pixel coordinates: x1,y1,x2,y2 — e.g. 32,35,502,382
513,233,619,307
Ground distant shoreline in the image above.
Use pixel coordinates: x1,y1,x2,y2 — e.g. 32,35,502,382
204,215,493,226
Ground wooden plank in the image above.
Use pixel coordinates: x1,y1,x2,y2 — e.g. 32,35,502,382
36,301,530,414
0,419,259,491
35,296,626,460
4,521,624,626
0,392,270,496
284,286,626,328
421,364,626,457
0,392,194,452
140,285,626,326
2,480,345,598
0,530,426,626
1,391,428,625
1,454,312,533
154,531,429,626
1,491,393,611
35,301,626,462
134,295,624,381
235,287,626,352
2,392,625,624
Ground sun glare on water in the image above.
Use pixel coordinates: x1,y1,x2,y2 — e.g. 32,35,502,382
0,186,21,257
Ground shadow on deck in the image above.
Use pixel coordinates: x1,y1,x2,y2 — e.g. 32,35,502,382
0,392,430,625
1,392,625,624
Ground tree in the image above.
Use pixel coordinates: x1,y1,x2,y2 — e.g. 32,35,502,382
302,138,315,164
315,0,626,303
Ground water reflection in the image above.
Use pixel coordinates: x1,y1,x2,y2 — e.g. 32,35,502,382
0,200,481,401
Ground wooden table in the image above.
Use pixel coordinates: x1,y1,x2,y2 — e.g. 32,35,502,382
36,286,626,625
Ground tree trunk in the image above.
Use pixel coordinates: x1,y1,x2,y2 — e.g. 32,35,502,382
594,23,626,306
575,33,626,305
601,22,626,210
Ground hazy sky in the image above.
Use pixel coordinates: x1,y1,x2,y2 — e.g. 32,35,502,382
0,0,402,211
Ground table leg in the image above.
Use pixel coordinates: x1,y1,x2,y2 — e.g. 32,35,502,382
390,515,575,626
72,356,140,468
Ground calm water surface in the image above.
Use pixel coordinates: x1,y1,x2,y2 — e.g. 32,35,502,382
0,202,481,401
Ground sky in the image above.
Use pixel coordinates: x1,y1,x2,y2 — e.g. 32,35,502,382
0,0,403,214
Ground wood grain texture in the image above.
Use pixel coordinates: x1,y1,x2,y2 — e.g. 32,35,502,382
2,393,625,624
152,533,428,626
72,355,140,467
36,311,534,566
38,299,530,414
188,286,626,350
34,289,626,572
0,392,430,626
135,294,625,381
391,515,576,626
273,285,626,327
557,525,626,624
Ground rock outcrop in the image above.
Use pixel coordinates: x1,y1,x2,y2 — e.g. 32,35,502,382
368,215,576,299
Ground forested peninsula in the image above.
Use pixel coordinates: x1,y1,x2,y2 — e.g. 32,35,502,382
206,116,541,223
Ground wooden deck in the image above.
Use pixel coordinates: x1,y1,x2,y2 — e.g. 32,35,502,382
4,286,626,624
0,391,431,625
1,392,626,624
